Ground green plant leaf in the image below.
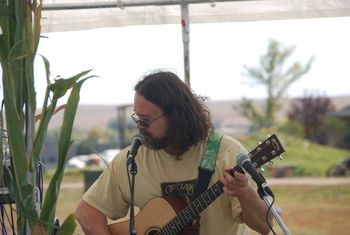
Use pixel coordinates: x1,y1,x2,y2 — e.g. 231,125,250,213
56,214,76,235
50,70,93,100
40,73,94,231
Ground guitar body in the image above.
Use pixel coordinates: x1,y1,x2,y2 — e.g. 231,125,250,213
109,196,199,235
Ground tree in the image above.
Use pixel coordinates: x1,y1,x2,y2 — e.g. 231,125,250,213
75,128,119,155
240,39,314,131
288,93,334,141
288,93,348,147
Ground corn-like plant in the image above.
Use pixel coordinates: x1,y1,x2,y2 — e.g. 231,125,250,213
0,1,95,234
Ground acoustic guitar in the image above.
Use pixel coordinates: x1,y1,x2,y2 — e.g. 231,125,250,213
109,134,285,235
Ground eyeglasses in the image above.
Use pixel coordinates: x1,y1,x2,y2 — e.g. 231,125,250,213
131,112,164,129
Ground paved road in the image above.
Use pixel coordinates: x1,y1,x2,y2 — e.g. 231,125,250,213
267,177,350,185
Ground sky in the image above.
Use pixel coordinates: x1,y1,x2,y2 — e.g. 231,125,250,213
14,16,350,106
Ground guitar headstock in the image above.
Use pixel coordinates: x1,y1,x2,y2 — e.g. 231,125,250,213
248,134,285,169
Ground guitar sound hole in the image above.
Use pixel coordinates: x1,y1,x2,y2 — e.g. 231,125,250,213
147,231,158,235
146,227,161,235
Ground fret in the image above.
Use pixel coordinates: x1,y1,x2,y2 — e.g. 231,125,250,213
199,198,206,211
176,213,187,230
212,182,223,197
196,195,206,209
201,191,211,207
183,210,193,226
192,199,201,214
175,217,185,231
168,220,181,234
188,204,198,218
193,199,202,212
207,189,216,204
162,210,189,234
158,225,170,235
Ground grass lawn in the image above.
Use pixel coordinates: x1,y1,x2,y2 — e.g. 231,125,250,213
255,184,350,235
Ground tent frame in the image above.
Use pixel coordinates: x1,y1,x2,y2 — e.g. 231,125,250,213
42,0,241,10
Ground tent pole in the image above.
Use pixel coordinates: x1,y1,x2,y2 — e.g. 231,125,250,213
181,1,191,87
42,0,238,11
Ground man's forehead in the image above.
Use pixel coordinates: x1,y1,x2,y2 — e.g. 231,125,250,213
134,93,162,116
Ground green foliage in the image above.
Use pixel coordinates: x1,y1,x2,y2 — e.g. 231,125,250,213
278,120,305,138
288,94,349,148
75,128,119,155
0,1,95,234
39,74,95,234
288,93,335,142
56,214,76,235
319,116,349,147
238,130,350,177
239,98,266,132
240,39,314,131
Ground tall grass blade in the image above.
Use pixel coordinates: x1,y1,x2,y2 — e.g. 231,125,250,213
39,75,94,234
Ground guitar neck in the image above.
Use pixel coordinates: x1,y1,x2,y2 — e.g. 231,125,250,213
161,166,241,234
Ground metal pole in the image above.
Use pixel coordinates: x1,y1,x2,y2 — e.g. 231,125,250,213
262,195,291,235
42,0,245,11
181,1,191,86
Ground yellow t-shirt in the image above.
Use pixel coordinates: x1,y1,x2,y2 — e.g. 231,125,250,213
83,134,252,235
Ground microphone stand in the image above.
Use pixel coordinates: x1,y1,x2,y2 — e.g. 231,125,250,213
127,151,137,235
257,185,291,235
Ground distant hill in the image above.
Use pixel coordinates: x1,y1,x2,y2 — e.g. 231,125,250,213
46,95,350,134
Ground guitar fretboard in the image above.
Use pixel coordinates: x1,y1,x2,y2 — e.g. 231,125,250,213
159,166,241,235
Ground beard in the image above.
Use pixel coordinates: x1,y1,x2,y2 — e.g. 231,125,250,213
140,129,170,150
140,128,185,157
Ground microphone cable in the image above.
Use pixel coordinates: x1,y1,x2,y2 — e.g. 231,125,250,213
265,193,277,235
258,172,277,235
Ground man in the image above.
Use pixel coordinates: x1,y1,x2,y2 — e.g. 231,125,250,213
75,71,272,235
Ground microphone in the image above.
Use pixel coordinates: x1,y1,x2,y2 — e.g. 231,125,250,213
127,133,145,164
236,153,274,198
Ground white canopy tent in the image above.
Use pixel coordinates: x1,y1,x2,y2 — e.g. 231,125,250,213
41,0,350,85
42,0,350,31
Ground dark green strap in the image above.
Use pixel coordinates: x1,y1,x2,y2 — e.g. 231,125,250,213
196,130,223,197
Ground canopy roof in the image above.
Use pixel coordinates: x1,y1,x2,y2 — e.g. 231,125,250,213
40,0,350,86
41,0,350,33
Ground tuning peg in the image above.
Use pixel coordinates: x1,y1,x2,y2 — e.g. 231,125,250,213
258,141,262,145
260,167,265,173
268,161,274,167
279,155,284,160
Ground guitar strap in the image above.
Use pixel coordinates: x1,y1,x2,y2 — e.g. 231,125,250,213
196,130,223,198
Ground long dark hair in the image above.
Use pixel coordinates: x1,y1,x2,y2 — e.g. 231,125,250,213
135,71,213,156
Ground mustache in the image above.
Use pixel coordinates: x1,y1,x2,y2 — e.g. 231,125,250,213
139,129,151,137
